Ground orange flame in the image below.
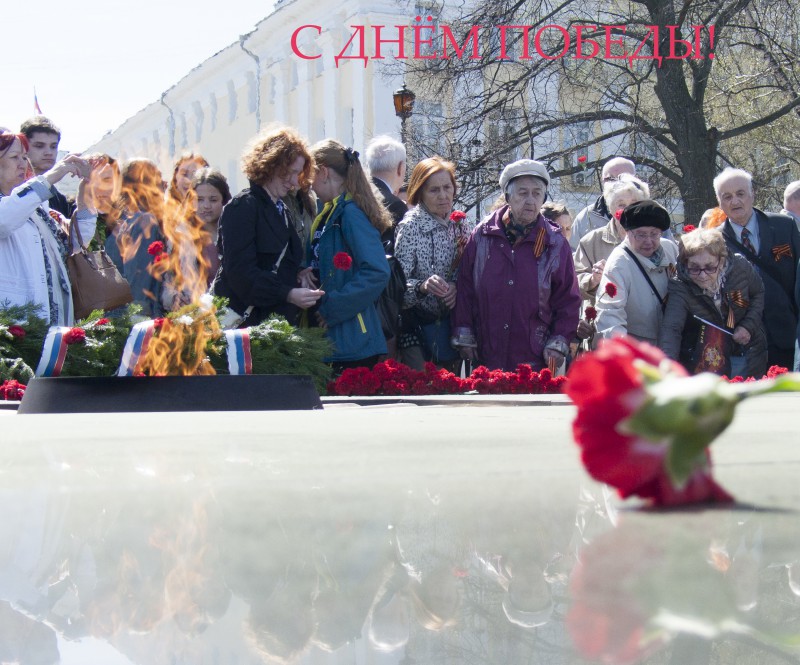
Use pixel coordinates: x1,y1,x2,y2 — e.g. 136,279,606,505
158,192,216,311
137,303,221,376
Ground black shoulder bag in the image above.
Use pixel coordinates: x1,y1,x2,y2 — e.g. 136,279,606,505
623,247,667,313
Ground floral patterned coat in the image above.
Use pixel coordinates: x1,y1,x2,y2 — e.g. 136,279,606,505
394,205,473,321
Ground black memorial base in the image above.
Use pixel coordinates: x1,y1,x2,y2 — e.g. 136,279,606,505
17,375,323,413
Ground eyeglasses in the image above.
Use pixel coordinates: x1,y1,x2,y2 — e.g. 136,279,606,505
686,263,720,276
630,231,662,241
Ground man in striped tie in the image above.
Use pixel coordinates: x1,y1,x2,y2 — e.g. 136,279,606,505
715,167,800,370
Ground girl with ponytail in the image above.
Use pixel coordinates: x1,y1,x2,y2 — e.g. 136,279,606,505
308,139,391,372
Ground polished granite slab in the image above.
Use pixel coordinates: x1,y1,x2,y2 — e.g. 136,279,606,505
0,394,798,664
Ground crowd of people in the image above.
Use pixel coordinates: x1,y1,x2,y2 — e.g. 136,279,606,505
2,116,800,378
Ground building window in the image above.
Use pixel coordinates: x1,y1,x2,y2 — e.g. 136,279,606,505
485,111,522,170
166,113,176,157
209,93,217,131
413,4,441,57
410,100,444,164
179,112,188,149
227,80,237,124
246,71,257,113
193,101,204,142
569,123,592,187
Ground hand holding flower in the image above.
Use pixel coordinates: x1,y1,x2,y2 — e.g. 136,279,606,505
442,281,457,308
287,288,325,309
589,259,606,289
421,274,450,298
576,319,594,340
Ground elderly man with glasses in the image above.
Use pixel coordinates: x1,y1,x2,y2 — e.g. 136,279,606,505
569,156,636,251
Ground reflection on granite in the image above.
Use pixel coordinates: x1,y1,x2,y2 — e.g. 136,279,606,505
0,403,799,664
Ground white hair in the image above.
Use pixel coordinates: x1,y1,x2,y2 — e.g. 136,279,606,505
713,167,753,198
783,180,800,208
365,135,406,173
601,157,635,179
603,173,650,211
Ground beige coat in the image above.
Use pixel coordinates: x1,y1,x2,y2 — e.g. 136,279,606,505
596,237,679,345
573,219,625,303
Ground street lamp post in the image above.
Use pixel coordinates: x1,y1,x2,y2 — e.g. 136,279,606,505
393,83,416,147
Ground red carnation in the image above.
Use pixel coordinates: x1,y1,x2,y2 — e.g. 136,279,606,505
450,210,467,223
333,251,353,271
577,155,587,163
64,327,86,345
0,379,26,401
153,318,166,330
7,324,26,339
95,318,110,326
682,224,696,233
605,282,618,297
565,337,734,506
766,365,788,378
148,241,165,256
614,209,623,221
584,306,597,322
153,252,168,264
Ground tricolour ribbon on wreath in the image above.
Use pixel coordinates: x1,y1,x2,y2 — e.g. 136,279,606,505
224,328,253,375
117,320,157,376
35,327,72,376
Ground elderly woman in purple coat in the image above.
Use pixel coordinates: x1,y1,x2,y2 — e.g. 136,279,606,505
451,160,581,371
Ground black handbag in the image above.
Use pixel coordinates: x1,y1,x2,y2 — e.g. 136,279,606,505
67,216,133,319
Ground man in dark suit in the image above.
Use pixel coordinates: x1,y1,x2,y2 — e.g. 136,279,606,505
365,135,408,253
715,167,800,369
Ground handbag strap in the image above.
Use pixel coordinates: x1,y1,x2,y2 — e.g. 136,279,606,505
68,212,101,255
69,213,84,253
623,246,666,311
273,240,289,273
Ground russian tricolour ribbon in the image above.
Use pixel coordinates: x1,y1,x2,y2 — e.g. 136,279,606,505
225,329,253,375
117,321,156,376
36,327,73,376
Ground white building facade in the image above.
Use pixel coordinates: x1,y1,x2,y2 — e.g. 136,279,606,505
89,0,413,193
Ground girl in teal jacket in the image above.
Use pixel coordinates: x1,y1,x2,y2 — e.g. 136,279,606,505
309,140,391,371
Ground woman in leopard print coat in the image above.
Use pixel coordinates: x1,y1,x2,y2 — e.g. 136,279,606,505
394,157,473,371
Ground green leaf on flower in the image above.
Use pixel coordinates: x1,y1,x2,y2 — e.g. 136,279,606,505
621,374,740,488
